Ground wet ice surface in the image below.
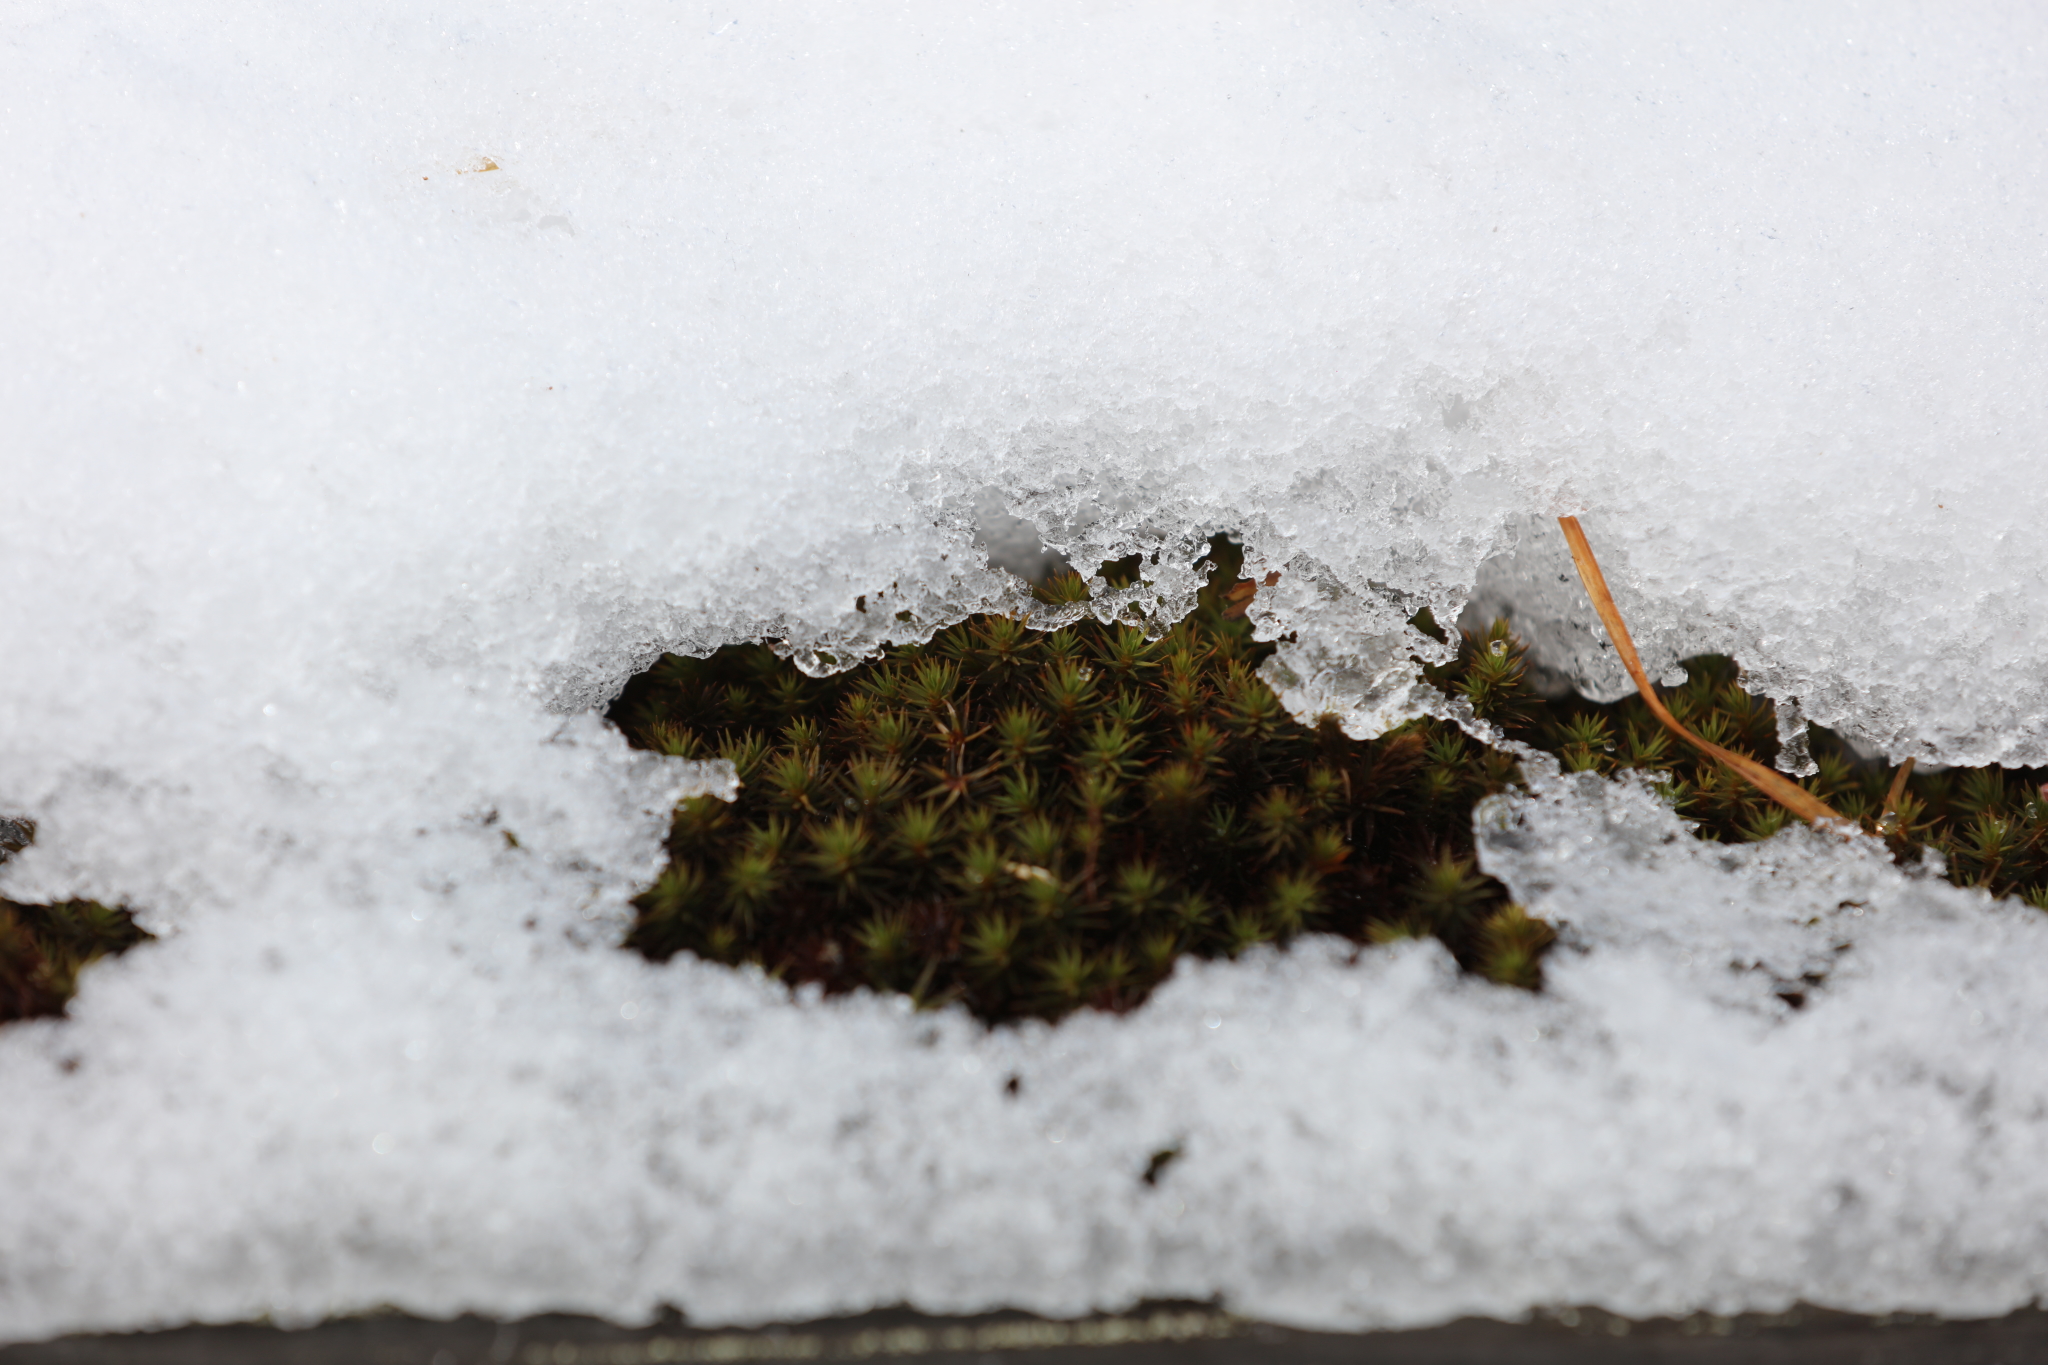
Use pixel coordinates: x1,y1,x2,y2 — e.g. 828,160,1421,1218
4,0,2048,1343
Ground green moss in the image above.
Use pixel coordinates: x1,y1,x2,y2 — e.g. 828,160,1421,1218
0,819,153,1024
611,541,1547,1023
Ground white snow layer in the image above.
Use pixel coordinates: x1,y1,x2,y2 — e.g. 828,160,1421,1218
4,0,2048,1342
12,775,2048,1341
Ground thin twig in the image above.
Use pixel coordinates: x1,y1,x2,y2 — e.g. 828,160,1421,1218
1557,516,1845,826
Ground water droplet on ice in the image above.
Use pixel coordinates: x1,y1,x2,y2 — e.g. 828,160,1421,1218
1660,665,1688,687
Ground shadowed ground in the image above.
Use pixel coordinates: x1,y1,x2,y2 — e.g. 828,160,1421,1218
6,1303,2046,1365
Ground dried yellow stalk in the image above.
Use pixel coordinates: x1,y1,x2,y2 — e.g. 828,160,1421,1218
1557,516,1844,826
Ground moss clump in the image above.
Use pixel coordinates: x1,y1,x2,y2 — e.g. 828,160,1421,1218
0,819,152,1024
611,544,1548,1022
616,539,2048,1024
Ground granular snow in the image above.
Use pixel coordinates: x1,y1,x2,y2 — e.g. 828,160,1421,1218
3,0,2048,1342
6,775,2048,1340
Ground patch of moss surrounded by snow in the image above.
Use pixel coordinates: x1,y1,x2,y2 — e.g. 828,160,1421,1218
612,541,2048,1025
610,543,1552,1023
0,818,151,1025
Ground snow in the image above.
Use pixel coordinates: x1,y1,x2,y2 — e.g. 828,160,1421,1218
4,0,2048,1343
10,774,2048,1341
